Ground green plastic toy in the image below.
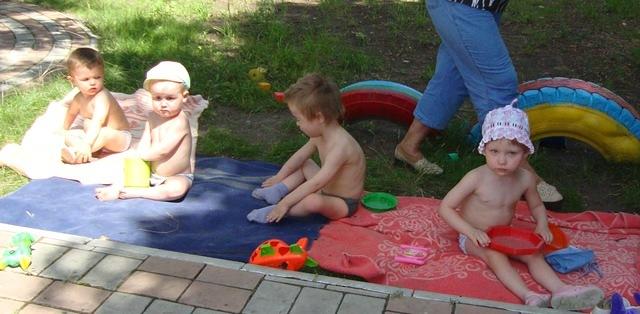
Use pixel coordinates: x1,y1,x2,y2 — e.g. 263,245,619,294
0,232,35,271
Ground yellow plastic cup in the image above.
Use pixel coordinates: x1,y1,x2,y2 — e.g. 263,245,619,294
123,157,150,188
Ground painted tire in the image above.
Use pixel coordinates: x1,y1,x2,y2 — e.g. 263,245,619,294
340,81,421,126
340,80,422,101
341,78,640,163
517,78,640,162
341,89,416,126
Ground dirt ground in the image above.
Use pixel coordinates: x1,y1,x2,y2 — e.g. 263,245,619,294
209,1,639,212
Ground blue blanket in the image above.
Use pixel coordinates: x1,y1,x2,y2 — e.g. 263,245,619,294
0,157,327,262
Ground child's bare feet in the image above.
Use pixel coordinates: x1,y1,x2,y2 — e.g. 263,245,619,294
95,186,121,201
61,147,77,164
62,147,98,163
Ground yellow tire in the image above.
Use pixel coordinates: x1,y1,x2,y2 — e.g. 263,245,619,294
527,104,640,162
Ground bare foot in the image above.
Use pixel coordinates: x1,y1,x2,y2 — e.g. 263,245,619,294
95,186,121,201
61,146,77,164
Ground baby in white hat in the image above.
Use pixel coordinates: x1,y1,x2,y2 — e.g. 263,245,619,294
438,101,603,310
96,61,194,201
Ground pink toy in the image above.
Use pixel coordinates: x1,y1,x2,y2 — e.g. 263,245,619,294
394,245,429,265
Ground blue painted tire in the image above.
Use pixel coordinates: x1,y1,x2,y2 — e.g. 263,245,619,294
340,79,640,162
469,78,640,162
341,80,422,101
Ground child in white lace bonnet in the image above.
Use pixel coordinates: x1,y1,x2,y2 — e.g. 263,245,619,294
477,100,535,156
438,101,603,310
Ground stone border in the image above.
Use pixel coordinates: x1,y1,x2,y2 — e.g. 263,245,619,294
0,223,569,314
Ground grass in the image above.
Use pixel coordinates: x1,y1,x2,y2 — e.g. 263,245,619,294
1,0,639,213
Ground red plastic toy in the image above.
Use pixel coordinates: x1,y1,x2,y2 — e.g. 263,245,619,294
487,226,544,255
543,223,569,253
249,237,317,271
273,91,285,103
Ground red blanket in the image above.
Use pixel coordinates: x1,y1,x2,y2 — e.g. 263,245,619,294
308,197,640,304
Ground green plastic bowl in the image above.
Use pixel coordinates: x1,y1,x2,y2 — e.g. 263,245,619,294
362,192,398,212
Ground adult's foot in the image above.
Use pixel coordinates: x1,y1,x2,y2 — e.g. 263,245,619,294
394,145,443,175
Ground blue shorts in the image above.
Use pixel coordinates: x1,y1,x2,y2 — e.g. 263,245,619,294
414,0,518,130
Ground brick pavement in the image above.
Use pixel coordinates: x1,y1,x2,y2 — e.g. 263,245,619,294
0,224,572,314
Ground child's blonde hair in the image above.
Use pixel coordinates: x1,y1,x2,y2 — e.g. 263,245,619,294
284,73,344,123
66,47,104,73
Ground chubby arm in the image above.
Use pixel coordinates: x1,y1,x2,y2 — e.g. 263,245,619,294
138,117,189,161
523,173,552,243
136,121,152,154
60,87,80,107
284,145,343,206
84,92,116,149
63,100,80,130
263,140,316,187
438,170,490,247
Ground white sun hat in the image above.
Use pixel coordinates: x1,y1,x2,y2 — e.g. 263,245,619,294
143,61,190,90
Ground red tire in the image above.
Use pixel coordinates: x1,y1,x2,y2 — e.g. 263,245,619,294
341,89,416,126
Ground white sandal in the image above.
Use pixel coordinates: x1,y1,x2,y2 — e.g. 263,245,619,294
537,181,563,203
394,146,443,175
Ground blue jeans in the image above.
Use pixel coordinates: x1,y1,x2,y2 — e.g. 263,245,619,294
414,0,518,130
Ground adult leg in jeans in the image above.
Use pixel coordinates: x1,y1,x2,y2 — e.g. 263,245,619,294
397,0,513,173
395,43,467,171
396,0,562,202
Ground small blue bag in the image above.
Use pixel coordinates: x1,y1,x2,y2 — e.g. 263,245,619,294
544,246,595,274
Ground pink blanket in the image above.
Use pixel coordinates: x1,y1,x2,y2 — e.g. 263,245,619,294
308,197,640,304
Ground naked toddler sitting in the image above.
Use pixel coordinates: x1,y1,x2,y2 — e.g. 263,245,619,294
95,61,193,201
247,73,366,223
